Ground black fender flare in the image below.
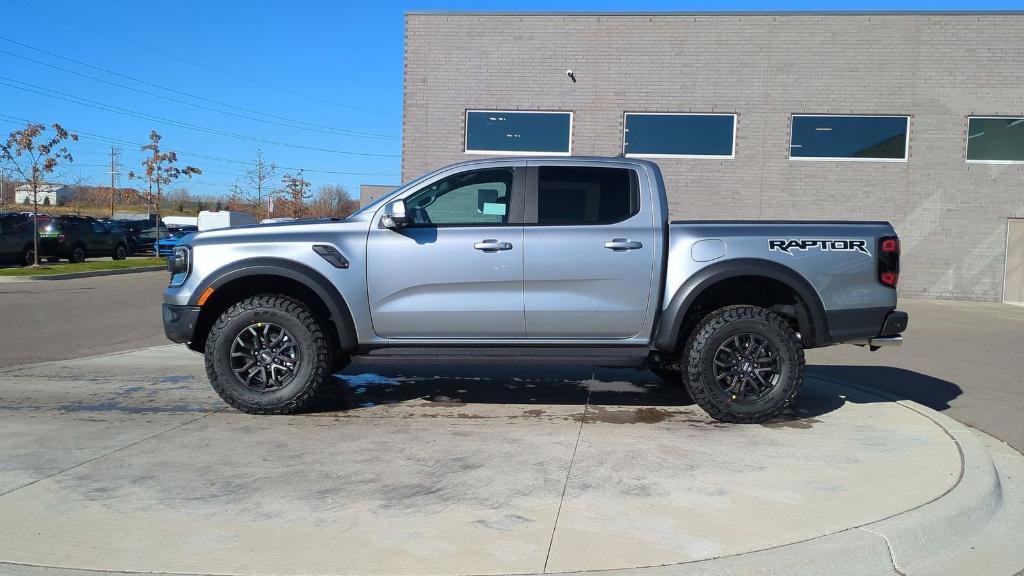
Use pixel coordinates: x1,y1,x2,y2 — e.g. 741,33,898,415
653,258,830,351
191,257,358,352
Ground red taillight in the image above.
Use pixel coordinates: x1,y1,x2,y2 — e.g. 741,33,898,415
57,234,66,244
878,235,900,288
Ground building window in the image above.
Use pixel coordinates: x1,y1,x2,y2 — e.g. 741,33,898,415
790,115,909,161
465,110,572,155
623,113,736,158
967,117,1024,163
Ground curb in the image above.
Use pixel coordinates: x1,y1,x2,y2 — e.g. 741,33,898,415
0,266,164,282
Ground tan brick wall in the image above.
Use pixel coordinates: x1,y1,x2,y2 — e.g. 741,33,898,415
403,13,1024,301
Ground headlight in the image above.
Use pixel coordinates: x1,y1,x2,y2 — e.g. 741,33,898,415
168,246,190,286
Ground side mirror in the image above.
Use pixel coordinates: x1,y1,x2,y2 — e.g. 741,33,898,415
381,199,410,229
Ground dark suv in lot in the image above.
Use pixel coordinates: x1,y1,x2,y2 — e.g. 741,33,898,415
39,215,129,262
113,218,169,255
0,213,37,266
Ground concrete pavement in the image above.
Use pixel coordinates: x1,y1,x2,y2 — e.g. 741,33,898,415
1,346,1021,575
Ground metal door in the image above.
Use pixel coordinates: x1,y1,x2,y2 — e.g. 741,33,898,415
523,162,657,338
1005,219,1024,304
366,163,526,338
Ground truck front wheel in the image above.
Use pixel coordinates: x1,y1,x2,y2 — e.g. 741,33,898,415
205,294,332,414
683,305,804,423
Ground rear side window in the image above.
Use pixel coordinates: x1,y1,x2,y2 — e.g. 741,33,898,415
536,166,638,225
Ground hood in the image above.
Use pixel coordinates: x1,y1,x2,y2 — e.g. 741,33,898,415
188,218,370,248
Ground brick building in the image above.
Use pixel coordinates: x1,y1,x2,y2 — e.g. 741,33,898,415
401,12,1024,302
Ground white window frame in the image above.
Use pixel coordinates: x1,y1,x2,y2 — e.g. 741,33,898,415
622,112,737,159
464,110,573,156
965,116,1024,165
789,114,910,163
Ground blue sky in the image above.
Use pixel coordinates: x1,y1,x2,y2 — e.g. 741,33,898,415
1,0,1018,197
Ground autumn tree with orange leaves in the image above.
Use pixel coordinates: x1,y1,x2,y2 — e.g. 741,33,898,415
128,131,201,243
1,122,77,266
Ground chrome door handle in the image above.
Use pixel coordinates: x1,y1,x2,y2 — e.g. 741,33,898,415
474,239,513,252
604,238,643,251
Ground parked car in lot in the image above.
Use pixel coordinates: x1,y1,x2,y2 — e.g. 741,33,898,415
39,215,129,262
0,213,37,266
163,157,908,423
154,225,198,257
113,218,169,255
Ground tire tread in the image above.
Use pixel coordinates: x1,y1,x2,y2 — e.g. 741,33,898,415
204,294,330,415
683,305,805,424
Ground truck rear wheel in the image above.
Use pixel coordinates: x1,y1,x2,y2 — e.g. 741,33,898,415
683,305,804,423
205,294,332,414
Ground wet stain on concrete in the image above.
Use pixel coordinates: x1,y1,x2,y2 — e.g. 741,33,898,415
522,409,545,417
578,406,681,425
158,375,194,383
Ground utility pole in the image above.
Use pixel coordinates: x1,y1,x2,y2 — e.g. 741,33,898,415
0,167,6,213
107,147,120,218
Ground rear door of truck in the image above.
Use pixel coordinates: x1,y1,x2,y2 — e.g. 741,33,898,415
522,161,657,338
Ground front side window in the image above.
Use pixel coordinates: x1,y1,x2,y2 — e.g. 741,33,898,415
465,111,571,155
403,168,513,226
967,117,1024,163
790,115,909,161
536,166,638,225
624,113,735,158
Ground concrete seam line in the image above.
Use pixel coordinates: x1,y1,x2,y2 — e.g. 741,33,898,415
542,383,592,574
858,527,908,576
0,408,225,500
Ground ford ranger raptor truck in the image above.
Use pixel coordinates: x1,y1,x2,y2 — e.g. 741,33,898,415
162,157,908,423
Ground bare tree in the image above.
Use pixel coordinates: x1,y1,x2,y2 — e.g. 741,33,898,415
228,149,278,220
69,175,94,215
128,131,201,243
309,183,358,218
279,170,311,218
0,122,77,266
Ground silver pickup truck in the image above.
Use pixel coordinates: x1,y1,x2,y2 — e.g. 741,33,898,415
162,157,908,423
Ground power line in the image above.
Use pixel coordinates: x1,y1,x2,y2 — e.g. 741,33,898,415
0,34,399,133
0,114,400,178
0,77,400,158
0,48,397,140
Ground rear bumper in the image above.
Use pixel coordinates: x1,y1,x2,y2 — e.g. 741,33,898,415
838,309,909,348
162,303,201,344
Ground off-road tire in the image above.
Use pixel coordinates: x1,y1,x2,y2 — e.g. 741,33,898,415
69,244,86,263
112,243,127,260
205,294,332,415
683,305,804,423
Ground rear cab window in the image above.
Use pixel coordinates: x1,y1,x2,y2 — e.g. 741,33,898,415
530,165,640,225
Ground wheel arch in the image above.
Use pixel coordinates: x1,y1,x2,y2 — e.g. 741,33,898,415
188,258,357,355
654,258,830,351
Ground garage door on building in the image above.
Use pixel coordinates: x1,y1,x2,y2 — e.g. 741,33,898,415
1006,219,1024,304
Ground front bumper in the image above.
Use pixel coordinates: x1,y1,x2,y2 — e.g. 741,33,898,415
163,303,201,343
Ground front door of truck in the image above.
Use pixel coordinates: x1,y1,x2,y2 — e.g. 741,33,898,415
366,163,526,338
523,162,656,338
